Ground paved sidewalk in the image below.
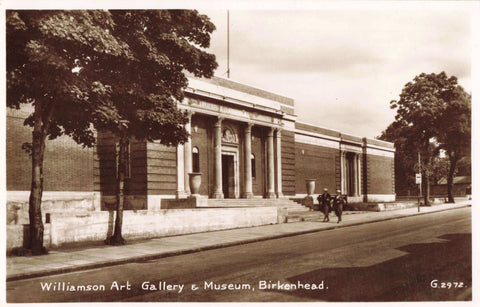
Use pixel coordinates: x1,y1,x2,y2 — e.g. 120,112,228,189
6,200,471,282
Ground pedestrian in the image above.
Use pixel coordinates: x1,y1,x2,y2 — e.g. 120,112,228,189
333,190,345,223
317,188,331,222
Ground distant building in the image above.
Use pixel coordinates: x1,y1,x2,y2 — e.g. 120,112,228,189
431,176,471,197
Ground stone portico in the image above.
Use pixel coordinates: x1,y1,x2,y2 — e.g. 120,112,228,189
175,77,289,201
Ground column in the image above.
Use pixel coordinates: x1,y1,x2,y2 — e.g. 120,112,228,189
357,153,362,197
183,112,193,195
243,123,254,198
353,152,358,196
213,117,224,198
176,144,185,198
266,127,276,198
275,128,283,198
340,151,347,194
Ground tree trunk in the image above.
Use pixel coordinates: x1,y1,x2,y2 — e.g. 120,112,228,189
425,172,431,206
29,129,45,255
28,103,52,255
422,168,430,206
422,140,430,206
106,134,127,245
446,153,457,203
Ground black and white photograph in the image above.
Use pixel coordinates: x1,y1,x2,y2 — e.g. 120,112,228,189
2,0,477,304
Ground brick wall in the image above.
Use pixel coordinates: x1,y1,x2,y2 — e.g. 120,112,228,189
295,143,338,194
365,154,395,195
7,108,94,192
335,151,342,191
146,142,177,195
95,131,148,198
281,130,295,196
191,115,211,196
251,126,266,196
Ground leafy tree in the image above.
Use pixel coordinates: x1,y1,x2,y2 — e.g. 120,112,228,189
385,72,470,204
7,10,218,254
456,155,471,176
434,86,471,202
379,121,418,195
429,155,451,186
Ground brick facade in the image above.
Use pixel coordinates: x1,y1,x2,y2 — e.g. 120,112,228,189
251,126,266,196
281,130,296,196
146,142,177,195
7,108,94,192
191,115,212,196
294,143,338,194
365,154,395,195
6,77,395,205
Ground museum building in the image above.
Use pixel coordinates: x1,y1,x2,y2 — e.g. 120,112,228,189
6,75,395,248
7,75,395,209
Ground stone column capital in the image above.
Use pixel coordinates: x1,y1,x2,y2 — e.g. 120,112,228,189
213,117,223,128
214,116,224,128
267,126,275,137
185,110,195,119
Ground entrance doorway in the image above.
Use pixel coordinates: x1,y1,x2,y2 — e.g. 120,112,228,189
345,152,357,196
222,154,235,198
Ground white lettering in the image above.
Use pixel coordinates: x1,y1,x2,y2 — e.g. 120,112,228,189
204,281,251,291
110,281,131,291
258,280,325,291
40,282,105,291
41,282,51,291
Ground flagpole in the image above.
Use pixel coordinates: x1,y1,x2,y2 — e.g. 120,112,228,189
227,10,230,78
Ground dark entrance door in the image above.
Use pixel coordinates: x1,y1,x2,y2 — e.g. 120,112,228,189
222,154,235,198
346,152,355,196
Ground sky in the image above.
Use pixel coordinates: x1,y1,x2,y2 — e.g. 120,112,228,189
198,5,474,139
1,1,476,139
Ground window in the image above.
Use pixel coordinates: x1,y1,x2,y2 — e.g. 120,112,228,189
251,153,256,179
192,146,200,172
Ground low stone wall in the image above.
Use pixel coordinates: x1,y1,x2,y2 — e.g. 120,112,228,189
7,224,51,252
101,195,148,210
6,192,101,225
348,202,417,212
160,197,208,209
7,207,278,250
365,194,396,202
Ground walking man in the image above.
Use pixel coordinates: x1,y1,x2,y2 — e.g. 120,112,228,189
317,188,331,222
333,190,345,223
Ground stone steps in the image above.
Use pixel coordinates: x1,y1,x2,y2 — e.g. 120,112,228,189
206,198,310,212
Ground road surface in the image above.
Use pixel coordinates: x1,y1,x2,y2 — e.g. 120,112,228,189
6,207,471,302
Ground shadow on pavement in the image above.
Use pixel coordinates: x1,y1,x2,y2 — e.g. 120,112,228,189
269,233,471,302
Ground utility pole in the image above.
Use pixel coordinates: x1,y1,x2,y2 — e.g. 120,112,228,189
418,152,422,212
